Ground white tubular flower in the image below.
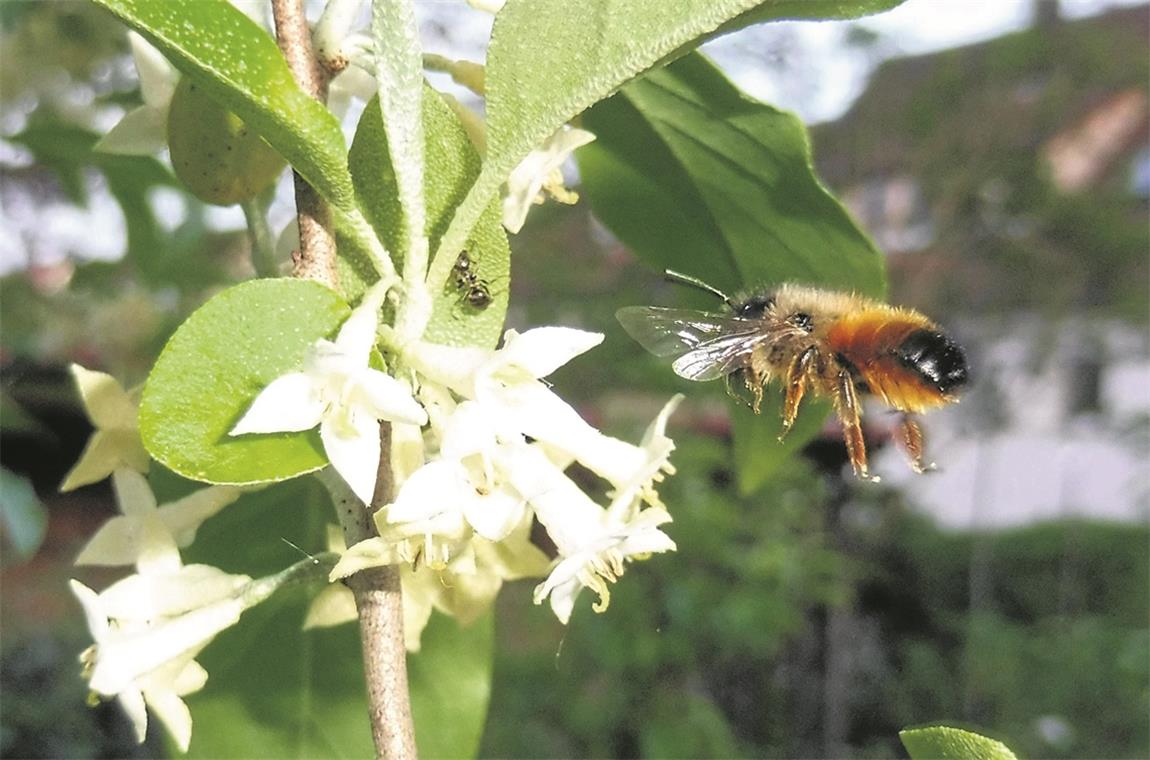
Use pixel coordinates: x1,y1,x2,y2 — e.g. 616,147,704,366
94,33,178,156
414,327,669,491
60,365,149,492
76,469,241,567
507,415,679,625
230,289,428,505
531,505,676,625
70,563,253,752
502,126,596,233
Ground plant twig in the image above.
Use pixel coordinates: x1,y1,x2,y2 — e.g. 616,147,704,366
271,0,339,290
271,2,416,757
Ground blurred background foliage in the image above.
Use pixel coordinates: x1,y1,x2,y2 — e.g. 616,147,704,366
2,1,1147,758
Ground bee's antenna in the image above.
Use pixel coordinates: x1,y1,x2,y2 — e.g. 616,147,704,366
663,269,736,309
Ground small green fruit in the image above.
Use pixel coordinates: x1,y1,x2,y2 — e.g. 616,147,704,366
167,78,286,206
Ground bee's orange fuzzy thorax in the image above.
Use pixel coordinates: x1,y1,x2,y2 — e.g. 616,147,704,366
826,308,953,413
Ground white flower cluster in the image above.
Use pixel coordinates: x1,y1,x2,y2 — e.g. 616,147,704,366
70,467,249,752
233,291,682,639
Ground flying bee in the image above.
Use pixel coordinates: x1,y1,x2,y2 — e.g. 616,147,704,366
451,250,493,310
617,271,969,481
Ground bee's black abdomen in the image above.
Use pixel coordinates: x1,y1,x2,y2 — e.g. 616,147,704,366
896,329,969,394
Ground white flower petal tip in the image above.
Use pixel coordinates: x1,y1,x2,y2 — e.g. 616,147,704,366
94,33,177,157
229,373,323,436
60,366,148,492
502,126,597,233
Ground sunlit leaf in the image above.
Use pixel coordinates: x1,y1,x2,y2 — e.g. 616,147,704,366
91,0,355,211
900,725,1019,760
431,0,900,289
350,88,509,348
139,279,349,485
409,611,494,759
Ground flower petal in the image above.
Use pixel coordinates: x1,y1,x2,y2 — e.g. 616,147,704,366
159,486,243,547
461,485,526,542
70,580,110,640
93,106,169,156
303,584,359,629
230,373,324,435
143,686,194,753
116,688,150,744
334,286,386,361
60,429,150,492
320,412,382,505
89,598,244,696
328,537,402,581
487,327,603,382
406,341,490,398
128,31,177,108
386,460,471,524
71,365,138,428
502,126,596,233
354,370,428,426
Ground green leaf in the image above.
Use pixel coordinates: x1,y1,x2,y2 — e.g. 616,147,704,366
139,279,349,485
579,51,885,491
731,397,830,495
431,0,900,288
369,0,427,278
0,468,47,562
581,51,884,295
350,88,509,348
91,0,356,211
409,611,494,759
900,725,1020,760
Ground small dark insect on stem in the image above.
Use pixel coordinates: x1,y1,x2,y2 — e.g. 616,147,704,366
663,269,737,309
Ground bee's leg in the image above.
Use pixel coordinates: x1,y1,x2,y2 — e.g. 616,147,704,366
779,346,817,441
896,413,936,474
725,367,765,414
745,367,764,414
833,369,878,482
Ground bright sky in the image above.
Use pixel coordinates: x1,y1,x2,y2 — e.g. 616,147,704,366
704,0,1147,123
2,0,1145,275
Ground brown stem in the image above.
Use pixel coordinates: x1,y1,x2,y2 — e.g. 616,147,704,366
271,0,338,289
271,2,415,757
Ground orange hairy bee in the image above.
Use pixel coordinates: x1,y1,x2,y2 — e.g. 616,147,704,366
617,271,970,481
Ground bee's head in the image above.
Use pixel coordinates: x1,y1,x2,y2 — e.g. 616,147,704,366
733,293,775,319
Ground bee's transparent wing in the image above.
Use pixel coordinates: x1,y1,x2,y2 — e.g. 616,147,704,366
616,306,770,382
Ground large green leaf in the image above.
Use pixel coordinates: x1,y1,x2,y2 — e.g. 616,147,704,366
409,611,494,759
350,88,509,348
900,725,1019,760
581,51,884,295
431,0,900,289
91,0,356,211
579,51,886,493
139,279,348,484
